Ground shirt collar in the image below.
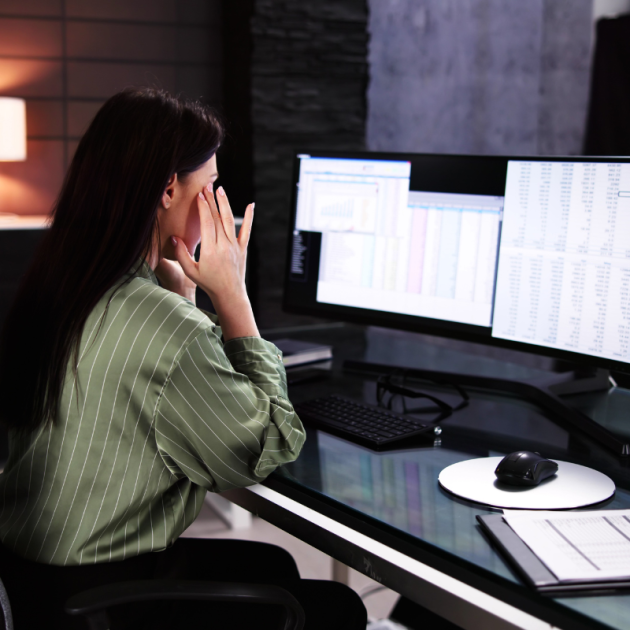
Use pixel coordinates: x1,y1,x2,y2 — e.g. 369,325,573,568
134,259,159,286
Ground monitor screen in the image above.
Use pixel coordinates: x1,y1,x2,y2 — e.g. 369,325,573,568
493,160,630,365
283,152,630,373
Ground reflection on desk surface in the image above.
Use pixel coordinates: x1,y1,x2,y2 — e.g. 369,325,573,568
288,426,630,566
312,434,511,576
283,428,630,629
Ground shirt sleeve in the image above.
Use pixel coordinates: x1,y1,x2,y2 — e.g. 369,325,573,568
154,328,306,492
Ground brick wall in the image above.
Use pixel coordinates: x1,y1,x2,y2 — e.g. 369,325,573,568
0,0,222,217
250,0,369,328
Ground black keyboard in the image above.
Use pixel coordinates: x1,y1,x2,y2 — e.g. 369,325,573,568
294,395,441,449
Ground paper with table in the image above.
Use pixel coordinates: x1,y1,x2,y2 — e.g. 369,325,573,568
503,509,630,583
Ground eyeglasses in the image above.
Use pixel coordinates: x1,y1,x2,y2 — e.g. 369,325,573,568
376,370,469,424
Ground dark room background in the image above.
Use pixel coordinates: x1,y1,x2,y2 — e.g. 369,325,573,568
0,0,629,334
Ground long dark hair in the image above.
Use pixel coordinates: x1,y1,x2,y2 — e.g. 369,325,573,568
0,88,223,434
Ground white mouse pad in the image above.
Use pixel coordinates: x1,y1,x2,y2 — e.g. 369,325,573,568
438,457,615,509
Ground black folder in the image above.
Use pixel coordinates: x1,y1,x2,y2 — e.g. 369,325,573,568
477,514,630,596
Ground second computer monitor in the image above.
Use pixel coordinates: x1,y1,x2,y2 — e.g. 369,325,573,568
284,151,630,374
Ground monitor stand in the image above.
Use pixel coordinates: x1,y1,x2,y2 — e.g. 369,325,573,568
343,360,630,457
530,367,612,397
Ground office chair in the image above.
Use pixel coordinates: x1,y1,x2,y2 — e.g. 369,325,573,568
65,579,305,630
0,577,12,630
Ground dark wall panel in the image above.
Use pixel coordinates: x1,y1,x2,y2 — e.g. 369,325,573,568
249,0,369,328
0,60,63,98
0,18,63,57
64,0,179,21
0,0,62,16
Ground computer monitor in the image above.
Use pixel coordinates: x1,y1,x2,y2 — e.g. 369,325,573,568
283,151,630,377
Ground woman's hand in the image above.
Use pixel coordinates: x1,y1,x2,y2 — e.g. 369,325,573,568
154,258,197,304
171,185,259,341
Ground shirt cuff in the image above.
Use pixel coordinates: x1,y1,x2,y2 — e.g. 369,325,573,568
199,309,219,325
224,336,287,397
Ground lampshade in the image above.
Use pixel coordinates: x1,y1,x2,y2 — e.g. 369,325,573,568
0,97,26,161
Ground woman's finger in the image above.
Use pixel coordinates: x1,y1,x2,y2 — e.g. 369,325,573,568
197,190,216,245
238,203,255,250
202,184,222,237
171,236,198,282
215,186,236,242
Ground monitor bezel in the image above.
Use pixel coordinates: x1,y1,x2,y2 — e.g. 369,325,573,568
282,150,630,375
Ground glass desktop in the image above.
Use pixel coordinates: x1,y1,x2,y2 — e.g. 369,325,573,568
280,152,630,626
267,324,630,630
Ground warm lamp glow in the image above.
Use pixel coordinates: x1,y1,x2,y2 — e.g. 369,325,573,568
0,97,26,161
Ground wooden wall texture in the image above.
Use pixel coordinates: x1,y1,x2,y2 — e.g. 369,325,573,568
0,0,223,217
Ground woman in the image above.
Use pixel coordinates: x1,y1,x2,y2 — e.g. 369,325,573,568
0,89,366,629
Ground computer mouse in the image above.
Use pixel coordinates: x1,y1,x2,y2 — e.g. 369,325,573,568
494,451,558,487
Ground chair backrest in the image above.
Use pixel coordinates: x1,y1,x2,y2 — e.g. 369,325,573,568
65,579,305,630
0,577,13,630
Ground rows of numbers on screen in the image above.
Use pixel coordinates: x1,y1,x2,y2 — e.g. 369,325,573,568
295,157,504,327
492,160,630,363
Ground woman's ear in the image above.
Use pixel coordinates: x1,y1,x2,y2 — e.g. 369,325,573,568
161,173,178,210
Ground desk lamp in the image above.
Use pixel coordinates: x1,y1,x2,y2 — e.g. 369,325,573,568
0,97,26,161
0,97,26,219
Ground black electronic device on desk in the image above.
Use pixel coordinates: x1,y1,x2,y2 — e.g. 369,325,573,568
294,395,442,450
494,450,559,487
283,150,630,456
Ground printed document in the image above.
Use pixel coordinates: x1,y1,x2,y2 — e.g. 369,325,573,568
503,509,630,582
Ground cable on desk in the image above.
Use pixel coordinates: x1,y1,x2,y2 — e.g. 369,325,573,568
376,369,469,423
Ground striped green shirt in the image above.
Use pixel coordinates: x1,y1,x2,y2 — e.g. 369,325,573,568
0,262,305,566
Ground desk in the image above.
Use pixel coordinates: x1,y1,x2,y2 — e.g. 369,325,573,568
224,325,630,630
